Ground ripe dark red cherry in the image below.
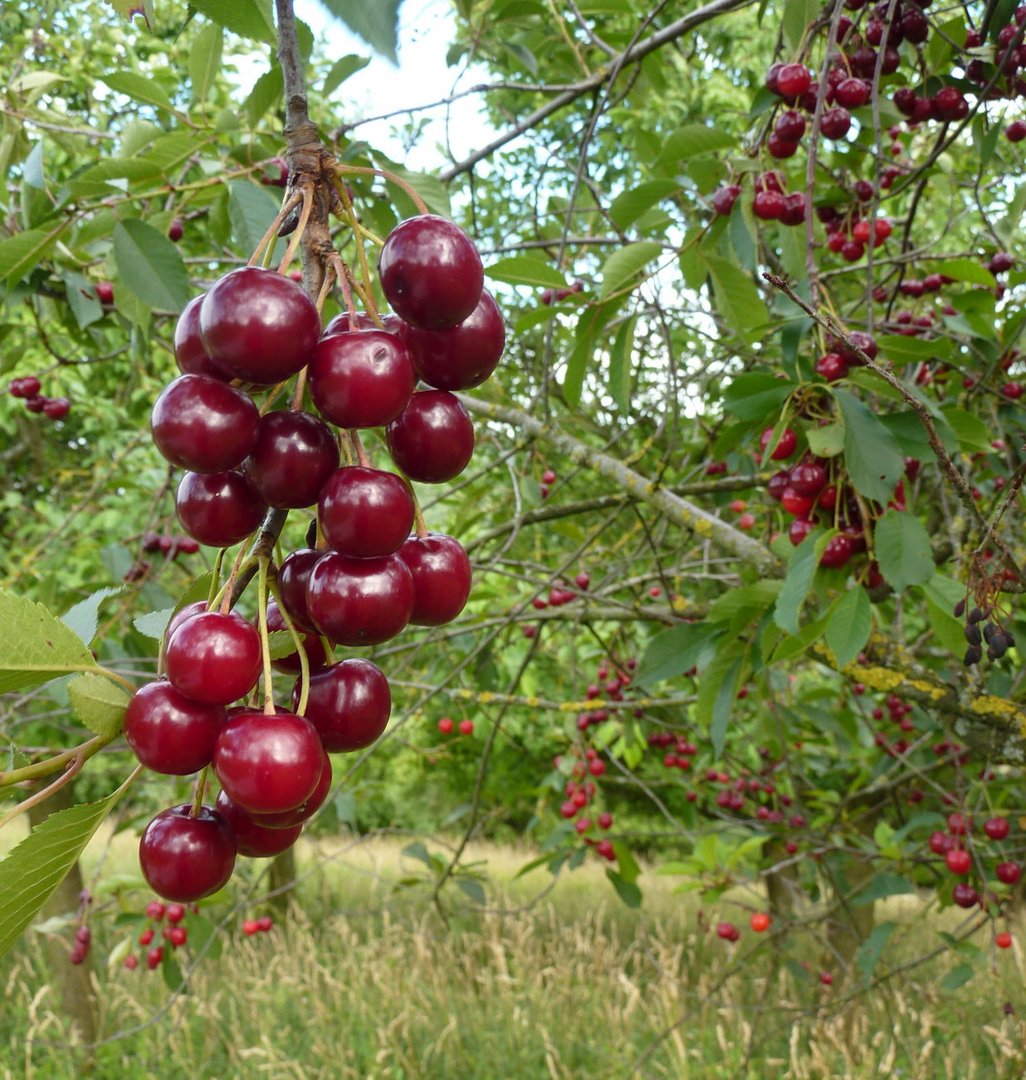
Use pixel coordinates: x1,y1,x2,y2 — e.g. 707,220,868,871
946,848,971,875
397,533,473,625
952,883,979,909
775,63,811,98
43,397,71,420
243,410,338,509
386,391,475,483
292,658,391,753
214,791,302,858
309,330,416,429
711,184,742,215
165,611,262,706
932,87,967,122
759,427,797,460
213,710,324,815
249,753,332,828
834,77,871,109
997,861,1021,884
138,804,236,902
753,190,785,220
96,281,114,306
400,289,505,391
151,375,260,473
175,470,266,548
306,552,415,646
815,352,848,381
378,215,484,330
266,599,329,674
820,534,854,569
174,295,227,379
9,375,41,398
277,548,322,632
984,817,1010,840
124,681,225,775
199,268,321,384
164,600,208,647
820,107,852,139
322,312,378,335
318,467,415,558
774,110,806,141
789,462,828,497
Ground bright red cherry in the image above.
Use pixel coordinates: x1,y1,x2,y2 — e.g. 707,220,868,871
774,110,806,141
164,600,208,648
266,599,328,675
438,717,455,734
9,375,41,398
815,352,848,381
243,411,338,509
124,681,225,775
151,375,259,473
199,268,320,384
213,710,324,815
759,427,797,460
306,552,415,646
243,919,260,936
138,804,236,902
834,77,871,108
318,467,415,558
96,281,114,306
946,848,971,875
750,912,771,932
753,190,785,220
309,330,416,429
386,391,475,483
165,611,262,706
396,533,472,626
716,921,740,941
277,548,322,632
400,289,505,391
42,397,71,420
789,462,828,496
929,830,955,855
293,658,391,752
174,295,227,379
249,752,332,828
459,719,474,735
175,470,266,548
952,882,979,908
378,215,484,330
711,184,742,215
780,487,814,517
997,861,1021,884
819,534,854,569
996,931,1013,949
597,812,613,829
166,903,186,924
775,63,811,98
984,817,1010,840
820,107,852,139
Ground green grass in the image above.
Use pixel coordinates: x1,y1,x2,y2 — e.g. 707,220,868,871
4,830,1026,1079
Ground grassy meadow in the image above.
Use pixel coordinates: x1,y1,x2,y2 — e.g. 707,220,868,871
3,826,1026,1079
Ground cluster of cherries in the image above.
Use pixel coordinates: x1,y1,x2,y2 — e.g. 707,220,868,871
716,911,771,944
7,374,71,420
130,212,503,903
929,811,1022,915
121,899,191,971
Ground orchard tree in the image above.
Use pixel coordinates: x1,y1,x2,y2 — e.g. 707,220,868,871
2,0,1026,1042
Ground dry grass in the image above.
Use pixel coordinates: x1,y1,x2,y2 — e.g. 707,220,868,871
4,831,1026,1079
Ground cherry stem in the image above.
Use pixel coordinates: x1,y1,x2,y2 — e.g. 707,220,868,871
349,429,371,468
0,734,111,790
412,492,429,539
333,162,430,216
277,182,315,275
329,181,382,324
256,557,276,715
190,766,208,817
247,191,303,268
95,666,136,694
330,253,360,324
267,572,313,716
218,542,254,615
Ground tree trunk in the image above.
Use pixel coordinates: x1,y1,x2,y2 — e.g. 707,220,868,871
267,846,297,914
763,837,800,918
27,781,98,1051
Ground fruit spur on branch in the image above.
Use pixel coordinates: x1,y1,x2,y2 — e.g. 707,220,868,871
133,172,504,903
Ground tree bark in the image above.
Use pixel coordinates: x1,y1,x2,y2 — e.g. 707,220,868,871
267,846,297,914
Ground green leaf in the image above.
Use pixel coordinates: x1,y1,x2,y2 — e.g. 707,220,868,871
374,159,450,216
636,623,716,686
113,220,192,313
61,587,126,648
874,333,953,365
656,124,734,167
562,302,616,406
605,869,642,908
188,0,276,42
133,608,174,639
852,874,913,906
782,0,819,51
323,54,370,96
66,158,165,199
456,877,486,904
856,921,897,983
607,315,636,412
243,67,283,126
933,258,996,287
824,587,873,668
62,271,104,329
834,389,905,504
0,779,132,961
773,530,826,635
941,407,993,454
67,674,130,738
806,419,845,457
0,224,67,286
612,841,641,886
599,241,662,300
487,256,567,288
0,589,100,694
708,656,743,757
319,0,404,63
702,254,769,343
609,181,680,231
940,962,977,992
189,22,223,105
722,371,795,421
101,72,174,113
228,179,285,262
265,630,296,660
184,913,222,960
707,581,780,627
874,510,935,590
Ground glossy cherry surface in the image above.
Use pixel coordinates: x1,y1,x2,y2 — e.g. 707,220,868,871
213,710,324,815
386,391,475,483
243,410,338,508
165,611,262,706
306,552,414,646
277,548,322,631
266,598,329,674
173,295,227,379
125,680,225,775
139,804,236,902
401,289,505,391
214,790,302,857
151,374,260,473
199,267,320,384
308,330,415,429
175,470,266,548
318,466,415,558
293,658,392,752
250,753,332,828
164,600,207,647
397,533,472,626
378,215,484,330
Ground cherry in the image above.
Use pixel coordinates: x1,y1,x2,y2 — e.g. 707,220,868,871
213,710,324,815
199,268,321,384
175,470,266,548
277,548,322,632
306,552,415,646
759,426,797,460
378,215,484,330
124,681,225,775
753,190,786,220
789,517,814,545
166,903,186,924
932,87,968,121
96,281,114,306
151,374,260,473
711,184,742,215
174,295,227,379
789,462,828,496
168,926,187,947
989,252,1015,274
1007,120,1026,142
243,919,260,936
138,804,236,902
780,487,814,517
164,600,208,647
952,882,979,908
946,848,971,875
815,352,848,381
386,391,475,483
984,817,1010,840
750,912,771,932
438,717,455,734
929,830,955,855
575,571,591,590
774,110,806,141
716,921,740,942
266,598,328,674
9,376,41,398
167,217,184,243
309,330,416,429
257,916,273,932
243,411,338,509
43,397,71,420
400,289,505,391
293,657,391,752
767,133,799,160
597,812,613,829
775,63,811,98
459,719,474,735
322,312,378,335
820,107,851,139
836,331,877,364
396,533,472,626
123,954,139,970
144,901,165,920
318,467,415,558
997,861,1021,884
820,534,854,569
780,193,806,226
165,611,262,706
249,752,332,828
834,77,871,109
147,947,164,969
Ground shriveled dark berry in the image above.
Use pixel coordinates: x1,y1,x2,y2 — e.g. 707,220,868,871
964,645,982,666
983,622,997,643
964,624,982,647
987,647,998,661
990,633,1009,658
1006,631,1016,648
968,607,985,625
953,598,966,618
